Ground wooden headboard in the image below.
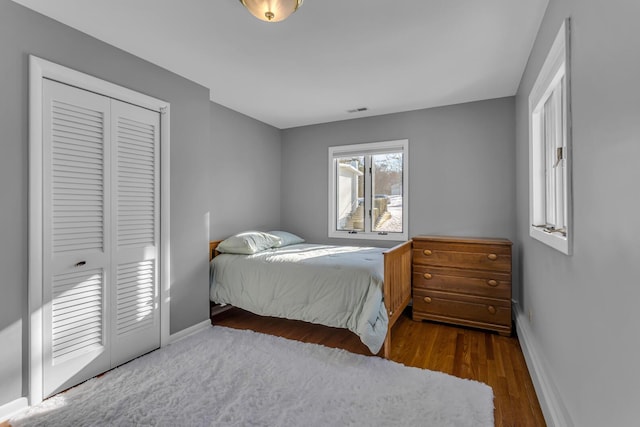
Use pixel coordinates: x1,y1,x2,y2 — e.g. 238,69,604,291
209,240,223,261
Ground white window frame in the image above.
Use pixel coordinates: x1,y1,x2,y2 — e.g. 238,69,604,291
328,139,408,241
528,19,572,254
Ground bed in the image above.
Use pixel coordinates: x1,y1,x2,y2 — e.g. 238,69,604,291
209,231,412,358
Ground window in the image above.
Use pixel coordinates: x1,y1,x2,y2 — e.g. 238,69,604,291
328,139,408,241
529,19,572,254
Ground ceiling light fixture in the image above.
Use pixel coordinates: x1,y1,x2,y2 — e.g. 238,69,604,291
239,0,304,23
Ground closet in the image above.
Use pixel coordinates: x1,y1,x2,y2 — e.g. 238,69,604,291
41,79,161,398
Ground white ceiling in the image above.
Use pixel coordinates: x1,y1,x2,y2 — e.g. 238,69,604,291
13,0,548,129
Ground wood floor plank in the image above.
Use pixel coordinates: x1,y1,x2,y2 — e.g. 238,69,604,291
213,307,547,426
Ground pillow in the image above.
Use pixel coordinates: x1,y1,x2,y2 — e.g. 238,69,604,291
268,230,305,248
217,231,281,255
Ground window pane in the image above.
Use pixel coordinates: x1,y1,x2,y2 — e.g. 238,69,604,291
542,83,563,228
543,92,556,226
371,152,403,233
335,156,364,231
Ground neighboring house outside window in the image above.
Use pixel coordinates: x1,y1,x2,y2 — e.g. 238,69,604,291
328,139,408,241
529,18,572,254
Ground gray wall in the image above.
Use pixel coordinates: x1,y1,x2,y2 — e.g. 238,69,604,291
515,0,640,425
0,0,211,407
209,102,281,239
281,97,516,249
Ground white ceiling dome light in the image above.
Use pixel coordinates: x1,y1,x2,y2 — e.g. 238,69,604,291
239,0,304,22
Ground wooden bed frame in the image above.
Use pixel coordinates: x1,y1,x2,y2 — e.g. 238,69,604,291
209,239,412,358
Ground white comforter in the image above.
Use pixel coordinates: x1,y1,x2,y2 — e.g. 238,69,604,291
209,243,389,353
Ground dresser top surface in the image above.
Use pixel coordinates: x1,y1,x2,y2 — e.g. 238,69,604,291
412,235,513,246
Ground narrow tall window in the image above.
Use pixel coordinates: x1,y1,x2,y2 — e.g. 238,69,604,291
529,19,572,254
329,140,408,241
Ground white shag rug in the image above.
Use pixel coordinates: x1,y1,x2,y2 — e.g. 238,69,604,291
12,326,493,427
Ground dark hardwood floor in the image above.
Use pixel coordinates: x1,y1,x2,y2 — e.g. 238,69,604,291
213,307,546,427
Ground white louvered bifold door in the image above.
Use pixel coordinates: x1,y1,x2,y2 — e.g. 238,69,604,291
110,100,160,367
42,80,161,398
42,79,112,397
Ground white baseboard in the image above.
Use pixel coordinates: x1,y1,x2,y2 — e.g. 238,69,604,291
168,319,211,344
0,397,28,423
514,303,573,427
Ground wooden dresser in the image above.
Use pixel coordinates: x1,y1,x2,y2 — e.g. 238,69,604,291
412,236,512,335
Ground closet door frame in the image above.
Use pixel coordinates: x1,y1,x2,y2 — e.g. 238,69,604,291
28,55,171,405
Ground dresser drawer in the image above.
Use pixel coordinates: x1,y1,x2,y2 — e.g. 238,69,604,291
412,241,511,272
412,265,511,299
413,289,511,328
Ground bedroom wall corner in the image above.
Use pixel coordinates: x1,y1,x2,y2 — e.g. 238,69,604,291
514,0,640,425
0,0,211,408
280,97,517,292
208,102,282,239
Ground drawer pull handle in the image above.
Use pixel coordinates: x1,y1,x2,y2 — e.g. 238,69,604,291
487,305,497,315
75,261,86,268
487,279,498,287
423,296,432,304
423,273,432,280
487,253,498,261
423,249,433,256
